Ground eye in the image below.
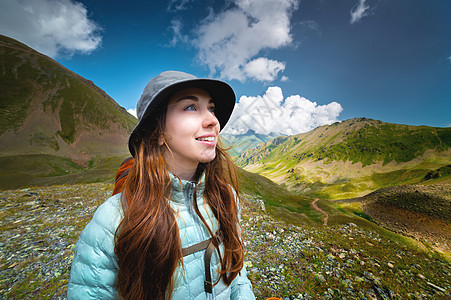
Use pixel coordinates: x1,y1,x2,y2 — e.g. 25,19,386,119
208,105,215,114
184,104,196,111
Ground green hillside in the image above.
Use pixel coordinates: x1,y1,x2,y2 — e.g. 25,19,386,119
0,35,137,190
0,34,137,157
235,118,451,199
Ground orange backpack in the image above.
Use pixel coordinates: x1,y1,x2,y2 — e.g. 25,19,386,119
112,157,134,196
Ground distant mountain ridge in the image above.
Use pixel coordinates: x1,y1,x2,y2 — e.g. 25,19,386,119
235,118,451,199
221,129,279,157
0,34,137,163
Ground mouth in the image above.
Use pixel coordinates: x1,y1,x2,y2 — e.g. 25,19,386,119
195,135,217,147
195,136,215,142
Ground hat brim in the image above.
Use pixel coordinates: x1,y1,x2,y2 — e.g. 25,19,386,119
128,78,235,156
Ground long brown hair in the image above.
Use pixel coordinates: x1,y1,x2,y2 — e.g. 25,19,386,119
114,111,243,299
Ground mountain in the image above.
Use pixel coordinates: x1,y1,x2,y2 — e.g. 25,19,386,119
235,118,451,199
0,35,137,189
220,130,278,157
0,35,137,162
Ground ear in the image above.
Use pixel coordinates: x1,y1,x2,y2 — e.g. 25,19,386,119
158,136,165,146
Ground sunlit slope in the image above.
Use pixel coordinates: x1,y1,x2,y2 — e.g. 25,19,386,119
235,118,451,199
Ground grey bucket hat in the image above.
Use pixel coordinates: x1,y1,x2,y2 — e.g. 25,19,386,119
128,70,236,156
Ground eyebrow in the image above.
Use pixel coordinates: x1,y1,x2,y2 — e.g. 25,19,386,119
175,95,215,104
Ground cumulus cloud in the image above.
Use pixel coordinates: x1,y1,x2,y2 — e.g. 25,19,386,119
243,58,286,82
223,87,343,135
127,108,137,118
350,0,372,24
194,0,299,82
0,0,102,58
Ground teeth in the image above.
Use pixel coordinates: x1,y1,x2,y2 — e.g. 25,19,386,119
197,136,215,142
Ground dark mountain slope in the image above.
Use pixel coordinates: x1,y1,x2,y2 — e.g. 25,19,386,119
0,35,137,189
0,35,137,163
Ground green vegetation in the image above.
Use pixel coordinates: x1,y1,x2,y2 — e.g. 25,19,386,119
0,154,130,190
1,35,450,299
361,184,451,222
324,124,449,166
234,118,451,199
0,34,137,146
2,182,449,299
0,44,34,134
236,119,450,168
237,167,323,224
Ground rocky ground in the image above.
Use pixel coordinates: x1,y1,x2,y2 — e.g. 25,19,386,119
0,183,450,299
346,184,451,254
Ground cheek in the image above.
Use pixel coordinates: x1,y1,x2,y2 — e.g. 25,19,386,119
165,118,195,140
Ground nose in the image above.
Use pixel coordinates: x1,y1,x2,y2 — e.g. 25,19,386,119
202,110,219,128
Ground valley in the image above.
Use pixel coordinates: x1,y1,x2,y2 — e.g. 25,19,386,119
1,35,450,299
1,183,450,299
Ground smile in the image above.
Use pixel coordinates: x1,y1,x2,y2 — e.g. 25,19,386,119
196,136,215,142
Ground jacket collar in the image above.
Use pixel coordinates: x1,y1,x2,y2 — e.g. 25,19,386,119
169,171,206,196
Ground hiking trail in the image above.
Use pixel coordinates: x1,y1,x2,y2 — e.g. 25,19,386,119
311,198,329,226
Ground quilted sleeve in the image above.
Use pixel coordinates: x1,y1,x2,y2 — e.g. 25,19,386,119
67,195,123,300
230,188,256,299
230,263,256,300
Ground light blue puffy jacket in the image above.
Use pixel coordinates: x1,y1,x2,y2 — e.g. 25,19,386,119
67,173,255,299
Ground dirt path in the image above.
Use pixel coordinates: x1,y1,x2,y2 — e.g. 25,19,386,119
311,198,329,226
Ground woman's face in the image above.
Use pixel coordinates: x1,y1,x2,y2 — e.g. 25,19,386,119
162,87,220,177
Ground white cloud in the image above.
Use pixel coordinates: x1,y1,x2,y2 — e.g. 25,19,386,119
194,0,299,82
350,0,372,24
127,108,137,118
223,87,343,135
0,0,102,58
243,58,286,82
168,19,188,46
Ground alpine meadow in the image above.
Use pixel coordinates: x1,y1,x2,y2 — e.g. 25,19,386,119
1,35,450,299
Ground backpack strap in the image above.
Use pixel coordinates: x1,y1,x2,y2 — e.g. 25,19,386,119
120,185,223,294
204,231,223,294
181,230,223,294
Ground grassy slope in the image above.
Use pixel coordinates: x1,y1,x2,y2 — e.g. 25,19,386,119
235,118,451,199
237,167,322,225
0,34,136,150
0,35,137,190
0,154,129,190
1,176,449,298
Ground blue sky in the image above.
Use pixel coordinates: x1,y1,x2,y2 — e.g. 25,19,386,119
1,0,450,134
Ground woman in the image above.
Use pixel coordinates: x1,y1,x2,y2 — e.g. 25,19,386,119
67,71,255,299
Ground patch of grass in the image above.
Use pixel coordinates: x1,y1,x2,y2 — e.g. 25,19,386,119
237,167,323,223
0,154,129,190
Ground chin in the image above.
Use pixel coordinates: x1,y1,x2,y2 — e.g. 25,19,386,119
198,153,217,163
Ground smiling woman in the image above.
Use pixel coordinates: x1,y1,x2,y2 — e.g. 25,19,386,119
66,71,256,300
163,87,220,180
